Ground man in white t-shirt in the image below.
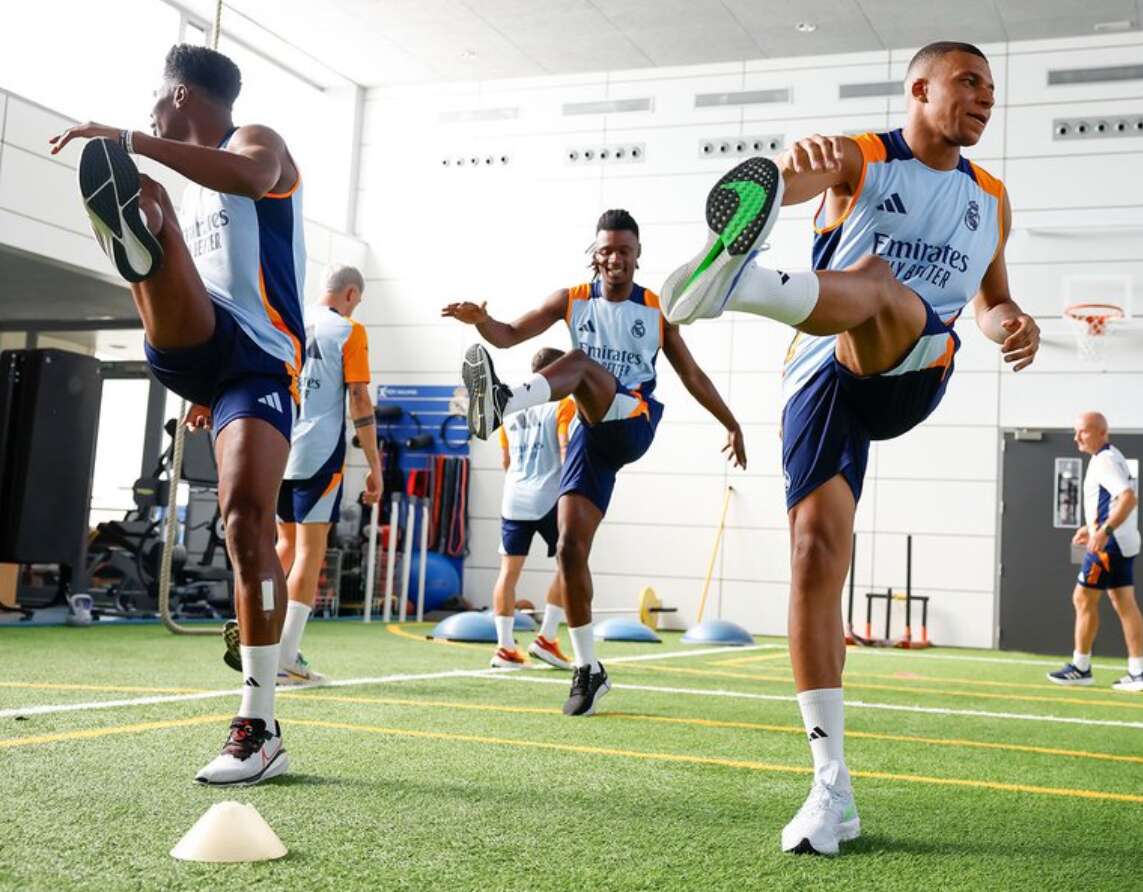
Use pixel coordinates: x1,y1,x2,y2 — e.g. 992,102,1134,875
1048,412,1142,691
490,347,577,671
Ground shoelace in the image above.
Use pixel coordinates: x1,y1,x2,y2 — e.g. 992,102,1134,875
796,781,845,821
569,666,592,697
221,719,269,760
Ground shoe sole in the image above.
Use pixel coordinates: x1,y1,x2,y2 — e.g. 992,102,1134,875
662,156,784,325
489,657,527,669
462,344,500,440
1047,675,1093,686
194,748,289,787
566,676,611,717
276,672,328,687
78,138,163,283
1112,682,1143,692
784,818,861,856
528,643,572,671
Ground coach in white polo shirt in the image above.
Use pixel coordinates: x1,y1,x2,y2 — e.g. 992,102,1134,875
1048,412,1142,691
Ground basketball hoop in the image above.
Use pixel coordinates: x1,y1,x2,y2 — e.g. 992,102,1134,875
1064,302,1125,362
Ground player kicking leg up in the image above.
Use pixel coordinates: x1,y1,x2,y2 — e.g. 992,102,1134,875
53,44,308,785
661,42,1041,854
446,210,745,716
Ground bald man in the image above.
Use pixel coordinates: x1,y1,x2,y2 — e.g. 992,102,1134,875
659,41,1041,854
1048,412,1142,691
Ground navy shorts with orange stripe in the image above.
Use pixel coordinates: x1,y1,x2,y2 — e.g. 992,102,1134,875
277,460,345,525
1077,540,1135,590
783,293,960,510
144,301,294,442
559,383,663,515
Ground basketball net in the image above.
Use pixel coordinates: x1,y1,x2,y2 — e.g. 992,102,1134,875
1064,303,1124,363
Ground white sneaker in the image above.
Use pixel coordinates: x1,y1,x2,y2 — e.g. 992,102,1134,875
661,155,784,325
781,761,860,855
277,652,328,686
490,646,527,669
1112,671,1143,692
195,718,288,786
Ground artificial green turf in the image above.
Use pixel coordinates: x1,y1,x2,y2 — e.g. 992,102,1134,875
1,623,1141,891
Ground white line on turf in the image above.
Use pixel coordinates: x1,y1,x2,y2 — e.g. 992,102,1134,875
0,646,761,719
483,673,1143,731
0,668,498,719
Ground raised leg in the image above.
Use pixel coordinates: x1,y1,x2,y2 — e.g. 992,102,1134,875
538,349,618,425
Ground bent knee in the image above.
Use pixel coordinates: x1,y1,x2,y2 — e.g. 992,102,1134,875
555,536,590,569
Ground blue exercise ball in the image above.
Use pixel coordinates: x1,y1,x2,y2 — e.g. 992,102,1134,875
408,552,461,612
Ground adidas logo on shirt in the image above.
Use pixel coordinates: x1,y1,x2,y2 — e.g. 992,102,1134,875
258,392,284,413
875,193,907,214
578,319,597,334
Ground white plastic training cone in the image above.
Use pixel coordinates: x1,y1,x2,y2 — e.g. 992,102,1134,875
170,801,287,863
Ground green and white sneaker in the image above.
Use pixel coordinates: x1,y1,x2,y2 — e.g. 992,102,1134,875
781,760,861,856
277,652,328,686
661,156,784,325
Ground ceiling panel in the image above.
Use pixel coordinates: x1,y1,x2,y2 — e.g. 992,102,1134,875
0,247,134,325
217,0,1140,86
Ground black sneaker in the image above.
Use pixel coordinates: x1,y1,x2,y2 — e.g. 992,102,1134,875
461,343,511,440
563,662,611,716
78,138,163,282
222,619,242,672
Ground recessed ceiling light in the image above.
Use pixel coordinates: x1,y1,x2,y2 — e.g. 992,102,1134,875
1093,20,1134,32
795,22,817,33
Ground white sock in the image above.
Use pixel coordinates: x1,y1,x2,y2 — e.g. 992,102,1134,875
494,614,515,650
1073,651,1092,672
1128,656,1143,676
503,373,551,415
725,262,820,325
539,603,565,640
238,644,279,724
568,623,599,672
278,601,311,667
796,688,850,790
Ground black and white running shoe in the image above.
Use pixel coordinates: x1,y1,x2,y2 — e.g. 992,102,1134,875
78,138,163,282
195,717,288,786
461,343,511,440
563,662,611,717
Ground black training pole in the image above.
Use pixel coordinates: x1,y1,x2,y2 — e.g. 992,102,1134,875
904,534,913,642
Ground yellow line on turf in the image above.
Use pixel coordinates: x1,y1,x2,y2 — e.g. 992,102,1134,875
0,681,208,694
288,717,1143,804
284,692,1143,766
711,652,789,667
636,664,1143,710
0,714,226,749
386,622,489,652
716,664,1108,694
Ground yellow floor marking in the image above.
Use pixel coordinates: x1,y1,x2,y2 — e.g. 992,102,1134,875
288,717,1143,804
633,664,1143,711
711,652,790,667
0,681,208,694
386,622,489,653
0,714,226,749
285,692,1143,766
